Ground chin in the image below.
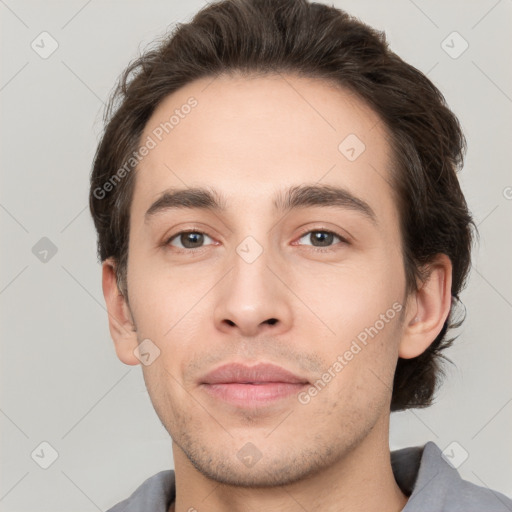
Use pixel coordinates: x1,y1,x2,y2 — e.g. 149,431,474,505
178,436,348,489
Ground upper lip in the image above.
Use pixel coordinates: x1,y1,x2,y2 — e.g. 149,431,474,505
200,363,309,385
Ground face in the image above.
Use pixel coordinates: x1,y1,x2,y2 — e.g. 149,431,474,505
122,73,410,486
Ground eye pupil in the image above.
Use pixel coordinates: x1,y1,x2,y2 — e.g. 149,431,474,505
312,231,333,246
181,232,204,248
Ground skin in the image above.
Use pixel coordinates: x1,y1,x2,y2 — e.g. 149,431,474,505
102,73,452,512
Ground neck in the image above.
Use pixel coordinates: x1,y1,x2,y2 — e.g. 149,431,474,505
169,413,408,512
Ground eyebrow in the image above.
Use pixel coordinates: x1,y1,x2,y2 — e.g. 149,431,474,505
144,184,377,225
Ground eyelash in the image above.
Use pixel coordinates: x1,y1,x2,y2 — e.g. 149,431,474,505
164,227,349,254
295,227,349,252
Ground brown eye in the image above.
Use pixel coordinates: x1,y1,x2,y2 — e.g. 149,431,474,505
297,230,345,248
167,231,213,250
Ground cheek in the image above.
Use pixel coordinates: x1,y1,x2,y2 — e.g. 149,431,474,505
289,255,406,399
291,258,405,341
126,251,209,335
300,311,403,421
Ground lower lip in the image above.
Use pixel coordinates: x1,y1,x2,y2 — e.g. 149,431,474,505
201,382,307,407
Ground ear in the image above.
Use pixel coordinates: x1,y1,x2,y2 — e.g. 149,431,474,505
102,257,140,366
399,253,453,359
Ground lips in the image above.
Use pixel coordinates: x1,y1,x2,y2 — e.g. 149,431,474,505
199,363,309,407
200,362,309,385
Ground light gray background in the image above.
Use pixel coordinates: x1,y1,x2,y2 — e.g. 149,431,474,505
1,0,511,510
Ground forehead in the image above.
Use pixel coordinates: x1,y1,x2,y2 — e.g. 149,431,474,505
131,73,396,226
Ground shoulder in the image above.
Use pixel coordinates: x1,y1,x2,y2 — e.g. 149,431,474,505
444,476,512,511
404,442,512,512
106,470,175,512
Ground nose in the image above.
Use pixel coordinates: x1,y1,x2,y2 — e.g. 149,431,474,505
213,245,293,338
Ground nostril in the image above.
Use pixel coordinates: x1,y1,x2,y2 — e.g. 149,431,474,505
265,318,278,325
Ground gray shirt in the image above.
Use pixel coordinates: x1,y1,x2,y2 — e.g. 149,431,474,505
107,441,512,511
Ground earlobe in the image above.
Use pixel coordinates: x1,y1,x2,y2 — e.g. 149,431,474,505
399,254,453,359
101,258,140,366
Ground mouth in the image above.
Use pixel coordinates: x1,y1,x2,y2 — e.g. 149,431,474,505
199,362,309,407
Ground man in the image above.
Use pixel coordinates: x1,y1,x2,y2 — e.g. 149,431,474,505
89,0,511,510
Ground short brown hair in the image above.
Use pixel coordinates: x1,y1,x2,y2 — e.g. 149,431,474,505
89,0,475,411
